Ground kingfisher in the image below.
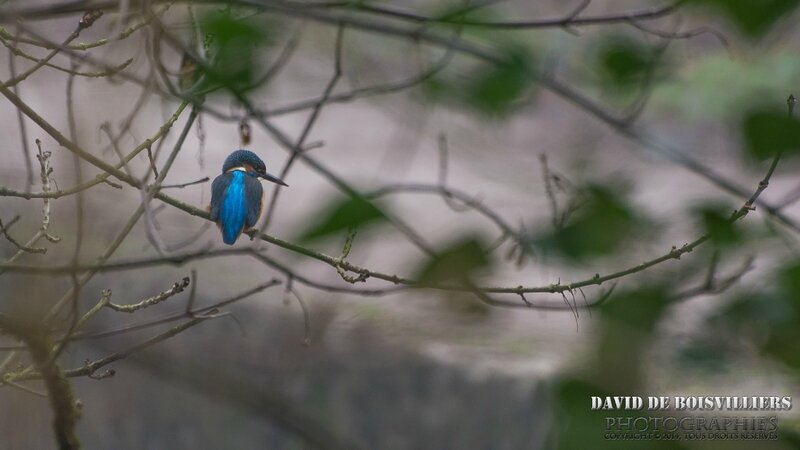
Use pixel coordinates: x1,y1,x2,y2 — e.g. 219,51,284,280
210,150,287,245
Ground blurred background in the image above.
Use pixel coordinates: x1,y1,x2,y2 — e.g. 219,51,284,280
1,0,800,448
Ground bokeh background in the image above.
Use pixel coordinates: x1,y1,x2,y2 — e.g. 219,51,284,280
2,0,800,448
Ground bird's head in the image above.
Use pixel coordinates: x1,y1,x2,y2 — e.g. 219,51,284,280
222,149,288,186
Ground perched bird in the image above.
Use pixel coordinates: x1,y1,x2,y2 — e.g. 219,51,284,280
210,150,287,245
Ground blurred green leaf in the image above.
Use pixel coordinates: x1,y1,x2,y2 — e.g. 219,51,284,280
742,109,800,159
296,196,387,242
422,47,536,116
712,292,791,335
780,429,800,447
596,36,653,88
547,378,616,450
200,11,269,91
537,184,643,260
592,289,673,420
601,287,669,332
547,378,688,450
712,261,800,370
548,292,682,450
466,49,535,114
414,236,489,285
763,332,800,369
693,204,740,246
688,0,800,37
778,260,800,300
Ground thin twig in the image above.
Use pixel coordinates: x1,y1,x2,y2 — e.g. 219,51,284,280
105,277,190,313
259,23,346,231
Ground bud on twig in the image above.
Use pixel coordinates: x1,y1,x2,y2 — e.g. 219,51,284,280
79,10,103,29
239,119,251,146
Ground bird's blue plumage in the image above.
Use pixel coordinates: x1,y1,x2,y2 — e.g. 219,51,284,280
211,150,285,245
210,170,263,245
222,150,266,174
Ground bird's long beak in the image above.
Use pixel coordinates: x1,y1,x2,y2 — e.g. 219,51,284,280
260,171,288,187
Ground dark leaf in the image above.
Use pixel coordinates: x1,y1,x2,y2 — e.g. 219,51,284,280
712,292,791,333
597,36,653,87
694,204,740,245
755,261,800,368
422,47,536,116
547,378,617,450
688,0,800,37
547,378,689,450
742,109,800,159
763,332,800,369
465,49,535,114
200,11,269,91
601,287,669,332
414,236,489,285
592,288,674,415
776,260,800,317
296,196,387,242
714,261,800,370
780,429,800,447
537,184,643,260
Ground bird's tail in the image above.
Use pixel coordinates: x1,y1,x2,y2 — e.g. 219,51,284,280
219,183,248,245
221,225,242,245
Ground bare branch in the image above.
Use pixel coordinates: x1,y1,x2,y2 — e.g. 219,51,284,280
105,277,191,313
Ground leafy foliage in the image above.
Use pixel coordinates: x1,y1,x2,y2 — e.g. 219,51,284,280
742,109,800,159
423,47,536,116
548,378,619,450
707,260,800,372
549,376,689,450
600,287,669,332
596,35,656,88
414,236,490,285
762,262,800,369
688,0,800,37
693,204,740,246
200,11,269,91
548,288,687,450
296,196,387,242
537,184,644,260
465,49,535,114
